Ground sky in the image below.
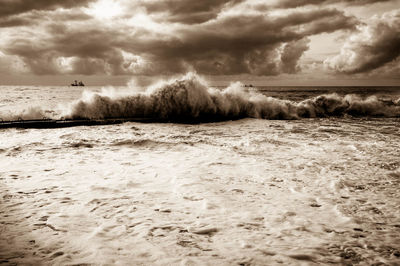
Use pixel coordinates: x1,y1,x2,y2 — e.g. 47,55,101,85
0,0,399,86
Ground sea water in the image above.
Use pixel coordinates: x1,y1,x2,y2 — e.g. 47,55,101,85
0,74,400,265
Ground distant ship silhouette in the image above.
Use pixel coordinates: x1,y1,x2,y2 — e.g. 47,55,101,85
71,80,85,86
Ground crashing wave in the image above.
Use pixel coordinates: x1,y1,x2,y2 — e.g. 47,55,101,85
66,73,400,121
1,73,399,123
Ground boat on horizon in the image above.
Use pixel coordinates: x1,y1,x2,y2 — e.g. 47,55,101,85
71,80,85,86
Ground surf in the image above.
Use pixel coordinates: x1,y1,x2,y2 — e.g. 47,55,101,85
0,73,399,128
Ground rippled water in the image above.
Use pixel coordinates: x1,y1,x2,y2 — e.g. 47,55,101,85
0,83,399,265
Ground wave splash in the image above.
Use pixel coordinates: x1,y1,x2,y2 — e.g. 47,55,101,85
1,73,399,122
66,73,400,121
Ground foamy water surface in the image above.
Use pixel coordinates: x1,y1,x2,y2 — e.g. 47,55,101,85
1,77,400,265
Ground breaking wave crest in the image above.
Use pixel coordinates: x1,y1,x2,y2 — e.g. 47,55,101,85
65,73,400,121
1,73,399,123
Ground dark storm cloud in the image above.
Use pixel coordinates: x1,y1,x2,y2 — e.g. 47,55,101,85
141,0,245,24
0,16,30,27
325,10,400,74
4,24,125,75
2,5,357,76
0,0,95,17
275,0,391,8
1,0,365,76
0,9,91,28
119,8,356,75
281,38,310,74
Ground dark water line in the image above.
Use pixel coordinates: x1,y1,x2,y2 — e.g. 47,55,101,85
0,118,152,129
0,116,246,129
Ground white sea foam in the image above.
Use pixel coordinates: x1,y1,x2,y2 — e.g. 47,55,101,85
1,117,399,265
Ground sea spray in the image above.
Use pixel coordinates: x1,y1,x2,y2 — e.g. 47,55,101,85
66,73,400,121
1,73,400,122
0,106,53,121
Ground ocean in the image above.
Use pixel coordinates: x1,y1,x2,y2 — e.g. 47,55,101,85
1,74,400,265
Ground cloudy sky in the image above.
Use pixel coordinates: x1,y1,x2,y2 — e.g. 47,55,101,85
0,0,399,85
